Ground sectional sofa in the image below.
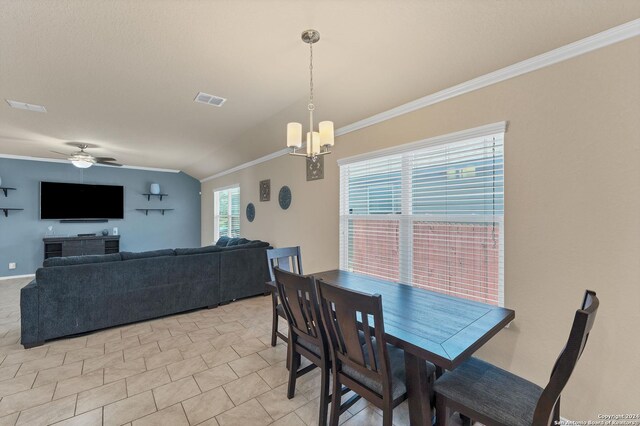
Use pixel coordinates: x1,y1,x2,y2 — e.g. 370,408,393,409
20,239,271,348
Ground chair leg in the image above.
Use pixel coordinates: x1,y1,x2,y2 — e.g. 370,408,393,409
286,343,291,371
271,293,279,347
329,371,342,426
435,395,450,426
284,329,292,371
382,399,393,426
318,365,330,426
287,351,300,399
553,398,561,424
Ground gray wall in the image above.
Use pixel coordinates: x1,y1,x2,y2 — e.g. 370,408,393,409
0,157,201,277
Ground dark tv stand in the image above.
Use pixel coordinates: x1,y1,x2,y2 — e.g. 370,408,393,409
60,219,108,223
43,235,120,260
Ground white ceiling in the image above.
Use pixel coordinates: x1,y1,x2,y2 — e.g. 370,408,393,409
1,1,638,179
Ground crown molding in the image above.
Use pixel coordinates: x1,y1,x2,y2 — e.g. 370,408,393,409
200,19,639,183
0,153,181,174
200,148,291,182
336,18,640,137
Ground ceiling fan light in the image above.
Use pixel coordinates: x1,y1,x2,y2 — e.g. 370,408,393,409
71,159,93,168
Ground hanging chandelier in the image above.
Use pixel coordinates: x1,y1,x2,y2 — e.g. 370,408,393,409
287,29,334,160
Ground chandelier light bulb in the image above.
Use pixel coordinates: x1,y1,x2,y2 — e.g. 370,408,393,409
319,121,334,147
287,122,302,148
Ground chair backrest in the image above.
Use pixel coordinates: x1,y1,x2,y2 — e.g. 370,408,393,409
266,247,303,282
316,278,392,399
273,267,325,357
533,290,599,425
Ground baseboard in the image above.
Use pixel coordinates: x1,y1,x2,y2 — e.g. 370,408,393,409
0,274,35,281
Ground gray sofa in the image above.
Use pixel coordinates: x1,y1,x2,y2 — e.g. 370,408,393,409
20,239,271,348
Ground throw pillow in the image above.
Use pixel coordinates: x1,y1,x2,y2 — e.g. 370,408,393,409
215,236,231,247
226,238,241,246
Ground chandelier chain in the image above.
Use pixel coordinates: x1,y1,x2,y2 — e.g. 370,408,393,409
309,39,314,107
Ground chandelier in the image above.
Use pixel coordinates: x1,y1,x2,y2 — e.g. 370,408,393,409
287,29,334,160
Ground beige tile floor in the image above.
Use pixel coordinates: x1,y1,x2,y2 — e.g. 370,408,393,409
0,276,432,426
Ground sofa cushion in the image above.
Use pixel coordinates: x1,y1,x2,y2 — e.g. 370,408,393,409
120,249,175,260
215,236,231,247
43,253,122,267
220,241,270,251
175,245,223,256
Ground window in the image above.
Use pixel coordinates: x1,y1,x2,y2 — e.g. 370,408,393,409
339,123,505,306
214,186,240,240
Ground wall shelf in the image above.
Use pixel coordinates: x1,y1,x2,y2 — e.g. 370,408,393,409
136,208,174,216
142,193,168,201
1,208,24,217
0,187,17,197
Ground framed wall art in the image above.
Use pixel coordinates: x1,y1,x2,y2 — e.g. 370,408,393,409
259,179,271,201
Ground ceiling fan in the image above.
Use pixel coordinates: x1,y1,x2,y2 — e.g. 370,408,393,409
51,143,122,169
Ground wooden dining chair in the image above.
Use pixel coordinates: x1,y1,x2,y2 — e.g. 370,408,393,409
316,279,435,426
434,290,600,426
274,267,358,426
266,247,303,346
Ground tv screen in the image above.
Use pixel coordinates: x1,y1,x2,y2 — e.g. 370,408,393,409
40,182,124,220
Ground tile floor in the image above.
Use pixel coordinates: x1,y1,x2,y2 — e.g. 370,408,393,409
0,276,428,426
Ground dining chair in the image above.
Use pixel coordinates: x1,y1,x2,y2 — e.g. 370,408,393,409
434,290,600,426
266,247,303,346
274,267,359,426
316,279,435,426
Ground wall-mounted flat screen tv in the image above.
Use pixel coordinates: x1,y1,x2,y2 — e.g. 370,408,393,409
40,182,124,220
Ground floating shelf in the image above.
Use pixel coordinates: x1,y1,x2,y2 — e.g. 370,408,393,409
136,208,174,216
1,208,24,217
142,193,168,201
0,187,17,197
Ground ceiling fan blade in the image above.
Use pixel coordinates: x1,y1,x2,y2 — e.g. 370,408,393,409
96,160,122,167
95,157,117,162
50,150,71,157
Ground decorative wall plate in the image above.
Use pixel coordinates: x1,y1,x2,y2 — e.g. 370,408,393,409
259,179,271,201
306,156,324,181
246,203,255,222
278,186,292,210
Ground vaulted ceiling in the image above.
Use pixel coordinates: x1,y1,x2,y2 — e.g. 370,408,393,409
1,1,638,178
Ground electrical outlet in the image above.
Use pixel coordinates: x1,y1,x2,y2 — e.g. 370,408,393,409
8,262,16,270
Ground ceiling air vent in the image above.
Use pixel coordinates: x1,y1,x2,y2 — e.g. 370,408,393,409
194,92,227,107
6,99,47,112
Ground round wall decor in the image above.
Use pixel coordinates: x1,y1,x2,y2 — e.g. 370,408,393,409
246,203,256,222
278,186,292,210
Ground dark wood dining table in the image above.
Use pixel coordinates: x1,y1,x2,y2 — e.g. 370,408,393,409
312,269,515,426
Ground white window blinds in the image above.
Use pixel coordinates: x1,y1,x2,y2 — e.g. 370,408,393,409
339,126,504,306
214,186,241,240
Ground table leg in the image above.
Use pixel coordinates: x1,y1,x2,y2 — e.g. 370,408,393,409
404,351,432,426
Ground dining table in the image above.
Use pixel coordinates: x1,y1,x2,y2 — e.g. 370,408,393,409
312,269,515,426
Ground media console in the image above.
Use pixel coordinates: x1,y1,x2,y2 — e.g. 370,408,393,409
43,235,120,259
